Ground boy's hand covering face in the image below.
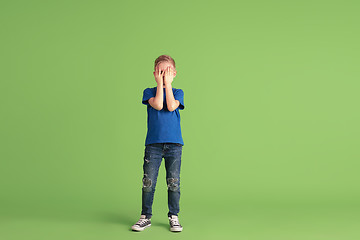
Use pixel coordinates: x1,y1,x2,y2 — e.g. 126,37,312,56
154,67,164,85
163,66,174,85
154,65,176,86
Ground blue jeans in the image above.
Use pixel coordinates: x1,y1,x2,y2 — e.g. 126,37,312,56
141,142,183,219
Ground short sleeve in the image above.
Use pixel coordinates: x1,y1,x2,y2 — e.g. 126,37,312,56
174,89,185,110
142,88,154,105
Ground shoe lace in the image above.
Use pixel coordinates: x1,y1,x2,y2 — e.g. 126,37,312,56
136,218,149,225
170,217,180,226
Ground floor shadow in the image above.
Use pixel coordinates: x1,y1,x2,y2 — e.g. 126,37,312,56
151,220,181,233
152,221,169,230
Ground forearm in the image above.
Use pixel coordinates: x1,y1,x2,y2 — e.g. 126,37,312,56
153,83,164,109
165,84,177,111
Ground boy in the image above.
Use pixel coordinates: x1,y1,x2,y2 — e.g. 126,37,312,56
131,55,185,232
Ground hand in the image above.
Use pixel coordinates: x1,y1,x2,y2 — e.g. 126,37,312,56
154,66,164,86
163,66,174,86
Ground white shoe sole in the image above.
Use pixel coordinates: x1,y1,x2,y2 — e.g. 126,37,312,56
170,227,183,232
131,224,151,231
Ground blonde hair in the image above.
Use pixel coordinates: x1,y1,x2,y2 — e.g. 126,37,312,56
154,55,176,71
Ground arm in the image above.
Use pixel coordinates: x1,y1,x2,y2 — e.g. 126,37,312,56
149,83,164,110
163,66,180,112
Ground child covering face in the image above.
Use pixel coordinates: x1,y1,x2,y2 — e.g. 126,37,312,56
132,55,185,232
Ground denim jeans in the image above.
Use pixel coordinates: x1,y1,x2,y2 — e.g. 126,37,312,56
141,142,183,219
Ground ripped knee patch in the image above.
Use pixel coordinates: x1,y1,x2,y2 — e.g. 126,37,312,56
167,178,179,191
142,178,152,192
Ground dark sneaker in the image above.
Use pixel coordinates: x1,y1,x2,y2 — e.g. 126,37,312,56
168,215,183,232
131,215,151,231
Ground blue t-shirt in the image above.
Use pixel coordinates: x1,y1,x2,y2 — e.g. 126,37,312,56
142,86,185,146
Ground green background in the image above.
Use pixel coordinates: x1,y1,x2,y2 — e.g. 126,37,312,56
1,0,359,239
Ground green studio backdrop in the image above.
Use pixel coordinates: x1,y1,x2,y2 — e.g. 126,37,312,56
1,0,359,239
